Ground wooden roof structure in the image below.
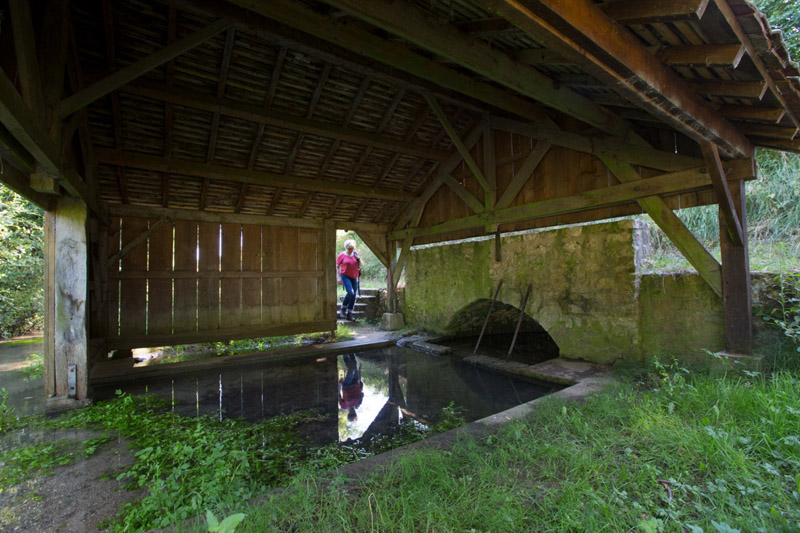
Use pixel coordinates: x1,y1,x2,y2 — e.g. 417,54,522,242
1,0,798,403
2,0,799,231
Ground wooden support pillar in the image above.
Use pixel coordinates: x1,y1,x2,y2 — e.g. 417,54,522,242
719,179,752,354
44,197,90,410
386,238,397,313
322,219,338,323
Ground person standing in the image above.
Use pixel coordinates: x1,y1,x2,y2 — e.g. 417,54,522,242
336,239,361,320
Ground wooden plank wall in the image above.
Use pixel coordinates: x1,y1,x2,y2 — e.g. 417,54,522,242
414,128,717,245
106,218,331,350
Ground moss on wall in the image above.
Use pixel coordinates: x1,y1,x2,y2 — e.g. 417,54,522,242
405,221,642,363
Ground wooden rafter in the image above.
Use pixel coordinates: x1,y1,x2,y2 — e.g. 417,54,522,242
601,0,710,24
442,174,484,214
689,80,767,99
123,84,447,161
94,149,415,202
224,0,548,124
9,0,46,124
317,0,629,137
712,0,800,132
248,45,287,171
206,28,237,165
656,44,745,68
494,141,551,210
479,0,753,157
59,18,232,119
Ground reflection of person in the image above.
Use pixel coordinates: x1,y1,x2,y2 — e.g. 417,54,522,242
338,353,363,421
336,239,361,321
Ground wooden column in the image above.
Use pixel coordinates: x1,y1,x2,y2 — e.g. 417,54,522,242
322,220,338,323
719,179,752,354
45,197,90,408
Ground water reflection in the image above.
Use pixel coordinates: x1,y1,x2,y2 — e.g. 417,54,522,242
94,346,561,446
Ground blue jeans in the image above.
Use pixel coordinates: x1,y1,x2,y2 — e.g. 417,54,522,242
341,275,358,312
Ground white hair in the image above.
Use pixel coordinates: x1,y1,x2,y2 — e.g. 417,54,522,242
343,239,356,251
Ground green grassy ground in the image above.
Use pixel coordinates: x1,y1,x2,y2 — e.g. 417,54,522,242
230,361,800,532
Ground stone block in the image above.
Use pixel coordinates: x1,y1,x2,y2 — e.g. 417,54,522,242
380,313,405,331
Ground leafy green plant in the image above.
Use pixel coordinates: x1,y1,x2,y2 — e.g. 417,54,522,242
0,435,110,486
206,510,246,533
0,387,18,432
758,271,800,350
20,352,44,381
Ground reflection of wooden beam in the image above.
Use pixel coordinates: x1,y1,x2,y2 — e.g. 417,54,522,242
389,165,727,240
701,142,744,247
602,157,721,297
95,149,414,202
601,0,710,24
58,19,232,118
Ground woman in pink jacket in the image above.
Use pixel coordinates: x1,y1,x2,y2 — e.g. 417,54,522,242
336,239,361,321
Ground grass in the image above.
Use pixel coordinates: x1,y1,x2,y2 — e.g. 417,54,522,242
0,337,42,346
232,361,800,532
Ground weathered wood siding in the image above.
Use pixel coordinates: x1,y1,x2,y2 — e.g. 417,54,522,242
106,217,332,350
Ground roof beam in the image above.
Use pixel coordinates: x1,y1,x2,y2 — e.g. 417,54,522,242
656,44,745,68
388,165,732,241
480,0,753,158
315,0,630,136
58,18,233,118
94,149,415,202
717,105,785,123
601,0,711,25
689,80,767,100
711,0,800,132
9,0,46,124
0,68,99,213
122,83,447,161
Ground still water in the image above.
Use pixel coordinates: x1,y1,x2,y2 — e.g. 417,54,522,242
94,346,562,445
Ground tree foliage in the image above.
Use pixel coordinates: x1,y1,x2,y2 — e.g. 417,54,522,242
0,185,44,338
754,0,800,60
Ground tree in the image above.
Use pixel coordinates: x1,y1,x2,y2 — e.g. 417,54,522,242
0,184,44,338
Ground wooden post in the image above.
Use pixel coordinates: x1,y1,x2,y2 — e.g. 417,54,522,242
387,238,396,313
45,197,90,409
322,220,337,324
719,179,752,354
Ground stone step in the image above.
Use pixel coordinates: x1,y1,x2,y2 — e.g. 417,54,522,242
359,288,381,297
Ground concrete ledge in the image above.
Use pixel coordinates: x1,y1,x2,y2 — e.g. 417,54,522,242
380,313,405,331
46,396,93,415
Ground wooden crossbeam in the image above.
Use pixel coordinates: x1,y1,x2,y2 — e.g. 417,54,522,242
94,149,414,202
356,230,390,268
492,117,701,171
601,157,722,297
388,165,738,241
0,69,99,213
517,49,571,66
656,44,745,68
59,18,232,118
601,0,710,24
123,83,447,161
0,159,56,210
392,125,484,230
442,175,485,214
425,94,490,192
701,142,744,247
107,217,170,268
482,0,752,157
689,80,767,99
392,238,413,287
717,105,785,123
319,0,629,137
495,141,551,210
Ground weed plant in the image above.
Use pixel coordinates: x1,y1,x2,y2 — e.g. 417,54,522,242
237,362,800,532
0,391,463,531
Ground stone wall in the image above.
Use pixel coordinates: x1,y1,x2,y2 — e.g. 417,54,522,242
404,220,785,365
404,220,648,364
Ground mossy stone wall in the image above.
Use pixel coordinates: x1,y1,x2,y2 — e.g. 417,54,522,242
405,220,645,364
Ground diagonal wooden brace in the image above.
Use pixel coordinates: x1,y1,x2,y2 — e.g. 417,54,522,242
701,141,744,247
